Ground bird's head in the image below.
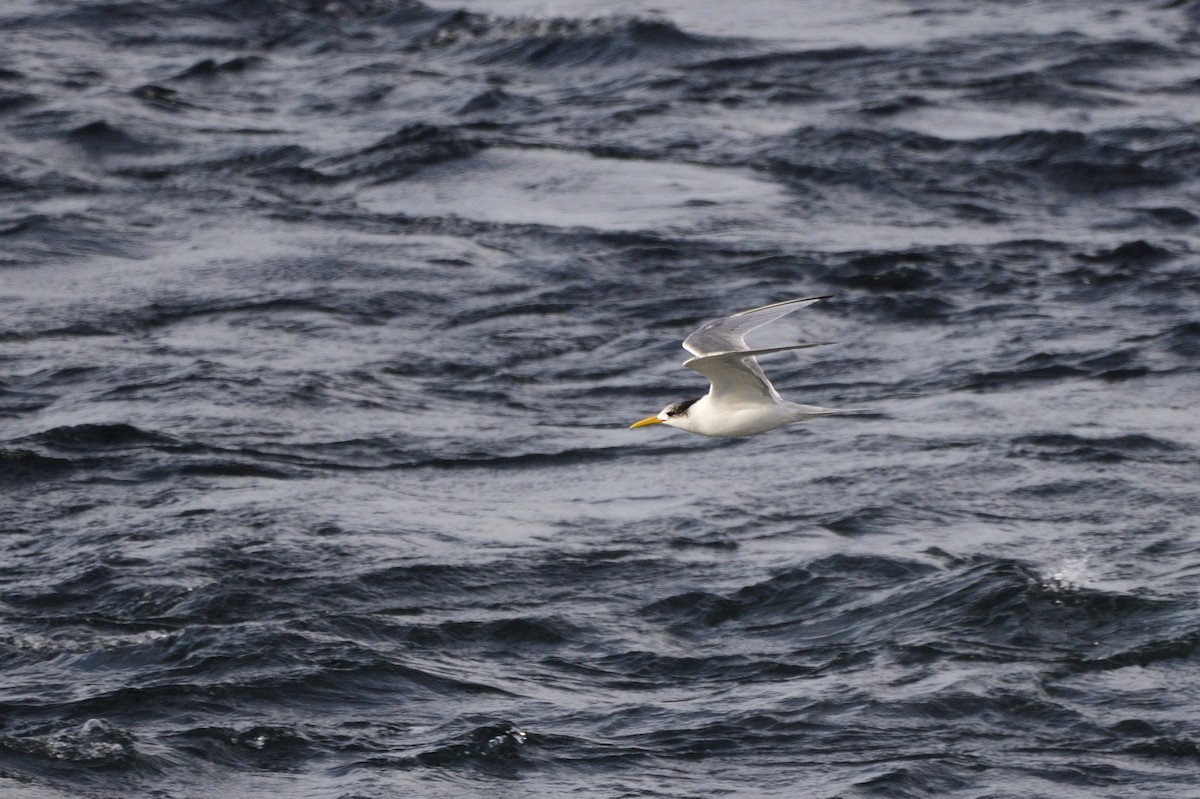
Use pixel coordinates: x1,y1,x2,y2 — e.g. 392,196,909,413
630,398,699,431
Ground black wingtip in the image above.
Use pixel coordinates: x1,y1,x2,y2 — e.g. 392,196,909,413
778,294,834,306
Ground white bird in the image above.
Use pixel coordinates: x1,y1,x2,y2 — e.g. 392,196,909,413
629,296,850,437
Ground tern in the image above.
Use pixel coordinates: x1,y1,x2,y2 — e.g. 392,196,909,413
630,296,849,437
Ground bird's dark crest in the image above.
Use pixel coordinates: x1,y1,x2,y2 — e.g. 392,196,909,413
666,398,699,417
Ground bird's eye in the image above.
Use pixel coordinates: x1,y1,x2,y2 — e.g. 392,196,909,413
666,409,676,417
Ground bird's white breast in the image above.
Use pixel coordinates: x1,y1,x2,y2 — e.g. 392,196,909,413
675,396,798,438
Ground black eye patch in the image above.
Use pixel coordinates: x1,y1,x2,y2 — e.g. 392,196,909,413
666,398,698,418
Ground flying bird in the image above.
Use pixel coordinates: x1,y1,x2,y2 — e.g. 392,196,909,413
629,296,850,437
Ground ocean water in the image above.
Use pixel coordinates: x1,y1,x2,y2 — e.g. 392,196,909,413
2,1,1200,796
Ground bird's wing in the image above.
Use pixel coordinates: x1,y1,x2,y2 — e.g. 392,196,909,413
684,343,830,407
682,295,831,356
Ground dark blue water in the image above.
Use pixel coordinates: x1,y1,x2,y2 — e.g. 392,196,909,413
3,1,1200,796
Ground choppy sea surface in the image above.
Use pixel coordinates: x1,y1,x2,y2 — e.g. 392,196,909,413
3,1,1200,796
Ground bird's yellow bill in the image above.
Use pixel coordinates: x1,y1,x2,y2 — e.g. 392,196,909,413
630,415,664,429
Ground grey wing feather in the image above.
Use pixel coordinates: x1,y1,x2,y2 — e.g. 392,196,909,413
682,295,831,356
684,343,831,406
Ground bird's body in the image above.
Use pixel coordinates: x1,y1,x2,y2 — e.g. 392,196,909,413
630,296,848,438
